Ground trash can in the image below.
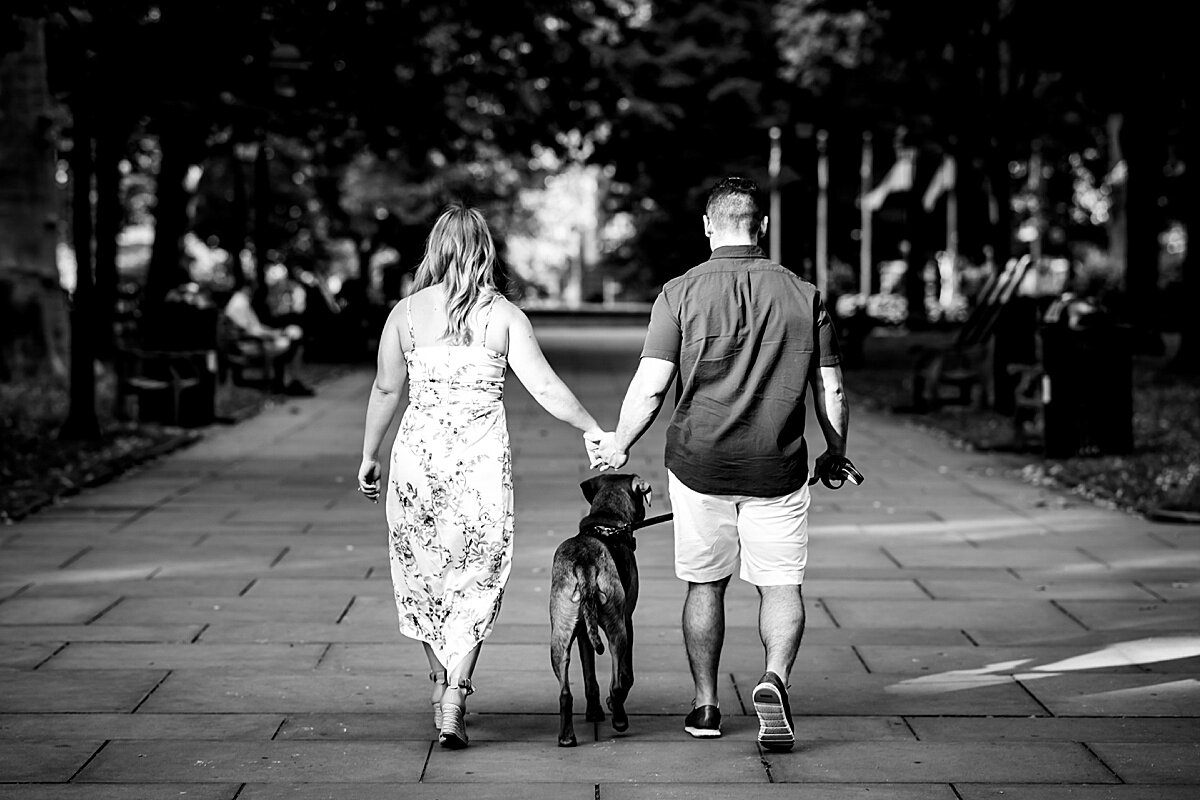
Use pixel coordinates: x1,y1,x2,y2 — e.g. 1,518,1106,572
1039,321,1133,458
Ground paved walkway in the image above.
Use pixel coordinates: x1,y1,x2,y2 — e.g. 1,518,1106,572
1,324,1198,799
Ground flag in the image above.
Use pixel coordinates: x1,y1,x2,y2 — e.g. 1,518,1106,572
862,148,914,212
922,155,957,212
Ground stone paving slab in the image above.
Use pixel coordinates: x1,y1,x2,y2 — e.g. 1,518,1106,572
75,740,430,783
906,716,1200,742
918,578,1161,601
0,624,204,643
19,577,255,598
953,786,1200,800
1087,742,1200,783
1055,600,1200,631
94,597,354,626
0,641,61,669
600,786,957,800
41,642,328,670
764,741,1115,783
1018,673,1200,716
855,644,1157,674
0,669,167,712
421,739,768,783
238,784,594,800
0,712,283,741
0,785,240,800
0,740,103,781
823,599,1084,631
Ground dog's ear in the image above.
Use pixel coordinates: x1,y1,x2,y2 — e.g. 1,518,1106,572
631,475,651,508
580,476,605,504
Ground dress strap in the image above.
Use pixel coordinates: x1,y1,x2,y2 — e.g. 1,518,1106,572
405,296,416,351
479,294,499,347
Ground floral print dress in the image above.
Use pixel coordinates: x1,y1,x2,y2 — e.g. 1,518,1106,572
387,298,514,671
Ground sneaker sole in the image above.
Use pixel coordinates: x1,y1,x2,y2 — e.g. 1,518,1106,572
753,682,794,751
683,725,722,739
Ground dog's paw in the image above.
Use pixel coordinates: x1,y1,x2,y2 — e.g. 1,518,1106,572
558,734,578,747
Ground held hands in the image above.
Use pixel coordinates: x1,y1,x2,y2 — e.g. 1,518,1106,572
357,457,381,503
584,430,628,471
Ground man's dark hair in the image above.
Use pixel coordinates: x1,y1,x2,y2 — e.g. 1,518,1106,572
705,176,765,236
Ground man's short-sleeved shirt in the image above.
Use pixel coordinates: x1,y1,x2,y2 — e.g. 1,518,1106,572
641,244,841,497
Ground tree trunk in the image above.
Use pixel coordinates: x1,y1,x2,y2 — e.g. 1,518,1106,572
228,146,249,289
1120,89,1167,354
0,17,69,381
144,118,195,306
252,137,272,313
1171,91,1200,373
60,93,101,440
93,116,124,357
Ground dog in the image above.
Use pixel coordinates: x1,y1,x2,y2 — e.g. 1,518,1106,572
549,473,650,747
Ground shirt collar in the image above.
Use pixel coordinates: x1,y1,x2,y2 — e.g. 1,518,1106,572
709,244,766,260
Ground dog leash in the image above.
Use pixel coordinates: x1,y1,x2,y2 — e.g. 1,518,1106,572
630,512,674,532
808,455,866,490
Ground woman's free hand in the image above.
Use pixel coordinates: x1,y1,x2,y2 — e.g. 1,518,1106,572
357,457,382,503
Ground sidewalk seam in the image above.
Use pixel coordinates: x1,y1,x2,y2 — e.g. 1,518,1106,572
67,739,110,782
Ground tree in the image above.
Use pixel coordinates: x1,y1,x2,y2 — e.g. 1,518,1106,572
0,16,69,381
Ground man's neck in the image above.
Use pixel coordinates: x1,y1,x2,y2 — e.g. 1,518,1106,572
709,235,758,252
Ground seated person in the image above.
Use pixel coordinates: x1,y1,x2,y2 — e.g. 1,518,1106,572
221,286,314,396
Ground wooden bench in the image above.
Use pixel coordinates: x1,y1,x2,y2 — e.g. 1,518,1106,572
911,255,1033,412
114,346,214,426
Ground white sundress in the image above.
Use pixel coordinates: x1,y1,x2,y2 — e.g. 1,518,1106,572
386,297,514,671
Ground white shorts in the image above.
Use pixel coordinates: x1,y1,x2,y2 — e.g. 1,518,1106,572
668,470,810,586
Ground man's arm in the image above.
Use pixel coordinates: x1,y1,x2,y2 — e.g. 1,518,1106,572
810,364,849,470
598,357,677,468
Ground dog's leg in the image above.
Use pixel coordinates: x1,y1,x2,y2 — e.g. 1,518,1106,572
576,626,604,723
551,624,577,747
606,618,632,732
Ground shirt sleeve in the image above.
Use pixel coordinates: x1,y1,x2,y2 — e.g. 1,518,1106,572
815,293,842,367
640,290,681,363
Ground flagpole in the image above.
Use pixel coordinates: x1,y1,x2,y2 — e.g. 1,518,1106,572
860,131,873,294
769,126,782,264
816,129,829,295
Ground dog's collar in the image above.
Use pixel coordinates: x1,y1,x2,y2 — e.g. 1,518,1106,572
582,522,637,551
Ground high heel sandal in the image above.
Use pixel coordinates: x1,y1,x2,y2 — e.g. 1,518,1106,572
429,670,447,730
438,678,474,750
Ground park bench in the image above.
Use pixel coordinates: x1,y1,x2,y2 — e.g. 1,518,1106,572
910,255,1033,412
113,345,213,426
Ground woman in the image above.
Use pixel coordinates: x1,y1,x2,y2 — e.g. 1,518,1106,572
358,204,603,749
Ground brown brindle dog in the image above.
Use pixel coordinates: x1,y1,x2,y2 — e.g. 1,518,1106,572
549,473,650,747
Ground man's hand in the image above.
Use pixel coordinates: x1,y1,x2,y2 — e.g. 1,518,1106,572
813,448,842,483
357,458,381,503
593,432,629,471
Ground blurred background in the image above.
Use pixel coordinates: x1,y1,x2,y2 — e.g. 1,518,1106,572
1,1,1197,517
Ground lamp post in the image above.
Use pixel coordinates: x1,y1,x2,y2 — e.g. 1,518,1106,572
768,126,782,264
816,128,829,296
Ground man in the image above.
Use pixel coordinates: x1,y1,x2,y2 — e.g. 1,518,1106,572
593,176,849,751
221,285,314,396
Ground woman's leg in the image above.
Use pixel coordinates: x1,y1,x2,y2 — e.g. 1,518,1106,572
443,643,482,708
424,643,447,706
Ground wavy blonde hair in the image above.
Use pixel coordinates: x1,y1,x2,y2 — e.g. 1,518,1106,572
411,203,499,345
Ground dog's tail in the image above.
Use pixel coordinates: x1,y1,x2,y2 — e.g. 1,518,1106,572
573,565,606,655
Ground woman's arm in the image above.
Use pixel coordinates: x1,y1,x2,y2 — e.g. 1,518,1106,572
504,302,601,436
358,303,409,501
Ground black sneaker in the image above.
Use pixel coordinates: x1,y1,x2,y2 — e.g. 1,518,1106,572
753,671,794,751
683,704,722,738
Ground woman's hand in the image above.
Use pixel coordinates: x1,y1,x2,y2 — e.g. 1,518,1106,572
358,457,382,503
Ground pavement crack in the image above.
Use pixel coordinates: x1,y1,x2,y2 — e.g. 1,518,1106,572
33,642,70,670
67,739,110,782
57,546,92,570
1049,598,1090,630
85,597,124,624
756,744,776,783
1081,740,1126,783
417,740,434,782
728,672,747,715
130,670,173,713
336,597,356,624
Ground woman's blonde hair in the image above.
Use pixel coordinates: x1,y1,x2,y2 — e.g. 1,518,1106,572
411,203,499,345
